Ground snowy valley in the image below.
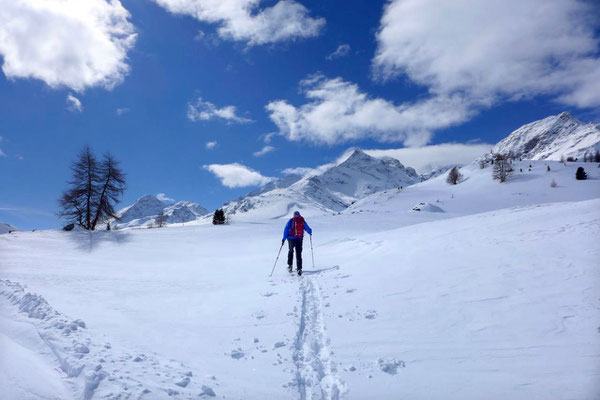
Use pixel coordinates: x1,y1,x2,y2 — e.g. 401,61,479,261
1,113,600,400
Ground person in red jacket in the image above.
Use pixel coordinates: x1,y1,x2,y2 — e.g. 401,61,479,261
282,211,312,275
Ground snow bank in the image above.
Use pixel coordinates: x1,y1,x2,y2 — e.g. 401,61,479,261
411,202,445,212
0,280,214,399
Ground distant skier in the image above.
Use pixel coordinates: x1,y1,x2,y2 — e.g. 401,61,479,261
282,211,312,276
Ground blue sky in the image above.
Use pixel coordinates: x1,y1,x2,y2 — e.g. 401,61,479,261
1,0,599,230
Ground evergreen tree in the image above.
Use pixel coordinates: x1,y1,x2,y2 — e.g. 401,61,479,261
212,209,226,225
575,167,588,180
594,150,600,163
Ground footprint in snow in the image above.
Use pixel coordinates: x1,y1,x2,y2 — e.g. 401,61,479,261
230,348,245,359
262,292,277,297
365,310,377,320
346,288,357,293
273,341,286,349
200,385,216,397
175,377,190,387
377,358,405,375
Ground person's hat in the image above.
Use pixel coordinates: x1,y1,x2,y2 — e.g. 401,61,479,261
293,211,300,216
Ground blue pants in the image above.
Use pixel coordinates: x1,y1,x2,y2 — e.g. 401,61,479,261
287,238,303,270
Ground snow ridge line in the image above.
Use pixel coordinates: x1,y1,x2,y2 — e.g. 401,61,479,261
293,277,345,400
0,279,207,399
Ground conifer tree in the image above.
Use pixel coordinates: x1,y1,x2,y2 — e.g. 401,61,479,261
212,209,226,225
58,147,126,230
575,167,588,180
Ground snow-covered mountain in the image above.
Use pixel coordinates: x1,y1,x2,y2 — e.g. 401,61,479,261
492,112,600,160
115,195,209,228
419,165,455,181
222,149,420,219
0,222,18,234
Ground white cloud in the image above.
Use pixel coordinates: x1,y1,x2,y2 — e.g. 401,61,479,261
0,136,5,157
282,167,313,176
204,163,272,188
205,141,217,149
188,97,252,124
66,94,83,113
151,0,324,46
266,74,473,146
156,193,175,203
261,132,277,144
373,0,600,109
253,145,274,157
0,0,136,91
116,107,130,116
327,44,350,60
364,143,494,174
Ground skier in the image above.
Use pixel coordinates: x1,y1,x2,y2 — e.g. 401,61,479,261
282,211,312,276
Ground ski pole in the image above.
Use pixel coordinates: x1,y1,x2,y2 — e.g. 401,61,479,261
310,234,315,269
270,242,285,277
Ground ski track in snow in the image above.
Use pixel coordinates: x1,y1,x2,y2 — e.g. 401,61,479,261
292,276,345,400
0,280,215,400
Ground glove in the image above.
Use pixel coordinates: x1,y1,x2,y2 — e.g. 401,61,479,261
281,239,285,245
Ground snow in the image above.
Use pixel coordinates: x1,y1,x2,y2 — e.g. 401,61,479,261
1,157,599,399
114,195,209,229
0,222,18,234
492,112,600,160
223,149,420,219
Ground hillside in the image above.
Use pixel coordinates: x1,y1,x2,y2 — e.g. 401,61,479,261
492,112,600,160
346,160,600,228
0,222,18,234
222,149,420,220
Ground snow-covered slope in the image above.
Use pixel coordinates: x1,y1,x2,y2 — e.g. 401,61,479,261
1,191,598,399
347,160,600,227
115,195,209,228
223,149,420,220
492,112,600,160
0,222,18,234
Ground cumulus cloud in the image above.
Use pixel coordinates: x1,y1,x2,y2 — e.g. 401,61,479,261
266,74,473,146
151,0,324,46
66,94,83,113
156,193,175,203
204,163,272,188
365,143,494,174
0,0,136,91
205,141,217,149
373,0,600,109
327,44,350,60
253,145,275,157
188,97,252,124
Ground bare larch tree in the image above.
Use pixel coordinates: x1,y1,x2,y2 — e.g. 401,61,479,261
58,147,126,230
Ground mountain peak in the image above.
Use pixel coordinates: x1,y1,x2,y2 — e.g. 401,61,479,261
492,113,599,160
557,111,573,120
341,148,370,163
115,195,209,228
